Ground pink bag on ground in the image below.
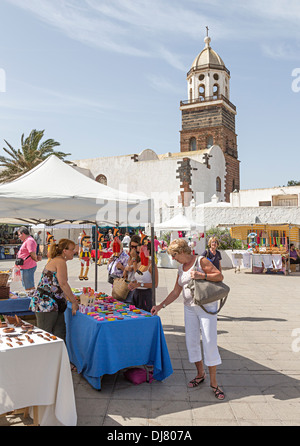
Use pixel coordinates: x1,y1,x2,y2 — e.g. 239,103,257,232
124,367,154,385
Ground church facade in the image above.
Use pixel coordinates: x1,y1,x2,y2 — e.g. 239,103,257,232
73,34,240,222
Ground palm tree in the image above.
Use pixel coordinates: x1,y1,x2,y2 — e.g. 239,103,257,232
0,129,71,183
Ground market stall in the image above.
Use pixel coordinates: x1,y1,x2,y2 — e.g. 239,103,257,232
65,300,173,390
222,223,300,275
0,155,154,291
0,156,161,420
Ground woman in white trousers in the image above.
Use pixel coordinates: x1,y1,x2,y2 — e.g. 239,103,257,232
151,239,225,400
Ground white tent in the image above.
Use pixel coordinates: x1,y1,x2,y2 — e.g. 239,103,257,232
155,213,201,231
0,155,153,226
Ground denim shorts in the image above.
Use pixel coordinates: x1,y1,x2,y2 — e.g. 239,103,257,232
21,266,37,289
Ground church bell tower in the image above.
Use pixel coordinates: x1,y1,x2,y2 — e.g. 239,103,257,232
180,31,240,201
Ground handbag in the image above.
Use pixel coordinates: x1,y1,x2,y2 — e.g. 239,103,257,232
111,278,129,301
187,257,230,315
15,255,31,266
36,287,68,313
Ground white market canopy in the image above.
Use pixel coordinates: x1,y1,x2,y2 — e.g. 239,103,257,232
155,213,201,231
0,155,153,226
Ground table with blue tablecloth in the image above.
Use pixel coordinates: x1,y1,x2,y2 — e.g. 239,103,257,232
65,303,173,390
0,296,32,315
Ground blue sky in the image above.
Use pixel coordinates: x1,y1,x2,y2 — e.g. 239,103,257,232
0,0,299,190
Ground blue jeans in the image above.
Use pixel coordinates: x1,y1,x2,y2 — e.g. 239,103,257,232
21,266,37,289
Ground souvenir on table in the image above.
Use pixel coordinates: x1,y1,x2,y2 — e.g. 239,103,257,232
79,287,95,314
112,228,121,257
79,235,92,281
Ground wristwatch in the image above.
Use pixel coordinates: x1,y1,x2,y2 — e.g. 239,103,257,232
162,303,166,308
140,282,144,287
204,273,207,280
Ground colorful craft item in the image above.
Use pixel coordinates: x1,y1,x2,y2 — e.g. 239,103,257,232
80,287,95,307
112,228,121,257
79,235,92,281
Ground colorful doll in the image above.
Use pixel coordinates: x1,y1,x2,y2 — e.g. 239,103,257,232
79,235,92,280
97,231,104,265
112,228,121,257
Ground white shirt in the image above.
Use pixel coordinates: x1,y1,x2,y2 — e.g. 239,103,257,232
178,256,203,307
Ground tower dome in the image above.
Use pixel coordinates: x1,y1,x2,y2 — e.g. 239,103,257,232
191,36,225,70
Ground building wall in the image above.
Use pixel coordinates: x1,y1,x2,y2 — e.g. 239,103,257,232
230,186,300,207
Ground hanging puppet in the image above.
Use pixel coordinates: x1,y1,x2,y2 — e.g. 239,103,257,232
137,233,150,273
97,231,104,265
112,228,121,257
79,235,92,280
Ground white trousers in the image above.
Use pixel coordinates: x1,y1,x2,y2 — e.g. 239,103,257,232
184,304,222,367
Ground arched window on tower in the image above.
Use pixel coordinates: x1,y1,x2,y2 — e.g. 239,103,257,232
189,88,192,102
95,174,107,185
206,135,213,148
216,176,221,192
189,137,197,151
213,83,219,99
199,84,205,101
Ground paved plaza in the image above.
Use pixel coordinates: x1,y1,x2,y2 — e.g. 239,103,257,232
1,257,300,426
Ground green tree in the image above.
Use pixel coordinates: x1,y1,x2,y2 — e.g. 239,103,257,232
0,129,71,183
286,180,300,186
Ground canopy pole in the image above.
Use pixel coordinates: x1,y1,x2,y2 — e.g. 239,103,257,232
95,223,98,291
151,224,156,306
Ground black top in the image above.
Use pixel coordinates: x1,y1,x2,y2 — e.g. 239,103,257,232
201,249,222,271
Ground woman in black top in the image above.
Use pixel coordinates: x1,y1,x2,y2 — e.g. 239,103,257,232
202,237,222,272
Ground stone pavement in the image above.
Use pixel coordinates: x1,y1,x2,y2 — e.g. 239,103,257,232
1,258,300,426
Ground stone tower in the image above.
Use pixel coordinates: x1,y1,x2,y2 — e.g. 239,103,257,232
179,33,240,201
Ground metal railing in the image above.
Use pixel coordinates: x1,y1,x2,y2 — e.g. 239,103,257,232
180,94,236,111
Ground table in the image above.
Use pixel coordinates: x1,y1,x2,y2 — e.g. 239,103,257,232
0,323,77,426
0,296,32,315
65,303,173,390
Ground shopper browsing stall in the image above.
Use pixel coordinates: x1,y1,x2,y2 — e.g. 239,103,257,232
16,226,38,291
30,239,79,341
151,238,225,400
128,238,158,312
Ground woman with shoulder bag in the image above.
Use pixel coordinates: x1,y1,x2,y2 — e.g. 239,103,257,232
128,239,158,312
30,239,79,341
151,239,225,400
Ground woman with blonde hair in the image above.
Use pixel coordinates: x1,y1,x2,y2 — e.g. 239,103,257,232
30,239,79,341
202,236,222,272
151,238,225,400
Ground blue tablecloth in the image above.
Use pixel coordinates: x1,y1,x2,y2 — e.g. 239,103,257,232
65,304,173,390
0,297,32,315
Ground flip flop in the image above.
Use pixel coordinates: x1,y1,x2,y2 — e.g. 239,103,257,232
187,373,206,388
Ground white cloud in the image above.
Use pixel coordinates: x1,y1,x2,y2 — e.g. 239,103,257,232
4,0,300,64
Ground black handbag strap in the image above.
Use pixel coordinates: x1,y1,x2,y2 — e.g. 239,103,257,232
200,296,228,315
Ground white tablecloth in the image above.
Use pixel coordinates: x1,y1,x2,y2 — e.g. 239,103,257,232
0,326,77,426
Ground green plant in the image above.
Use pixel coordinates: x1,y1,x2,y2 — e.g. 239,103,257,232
205,227,242,250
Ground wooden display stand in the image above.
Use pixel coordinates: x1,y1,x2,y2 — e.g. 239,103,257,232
0,406,39,426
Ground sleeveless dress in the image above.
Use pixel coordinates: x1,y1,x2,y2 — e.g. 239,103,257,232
30,268,67,313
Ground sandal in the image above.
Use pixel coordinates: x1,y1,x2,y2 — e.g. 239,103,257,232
211,385,225,400
187,373,206,388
